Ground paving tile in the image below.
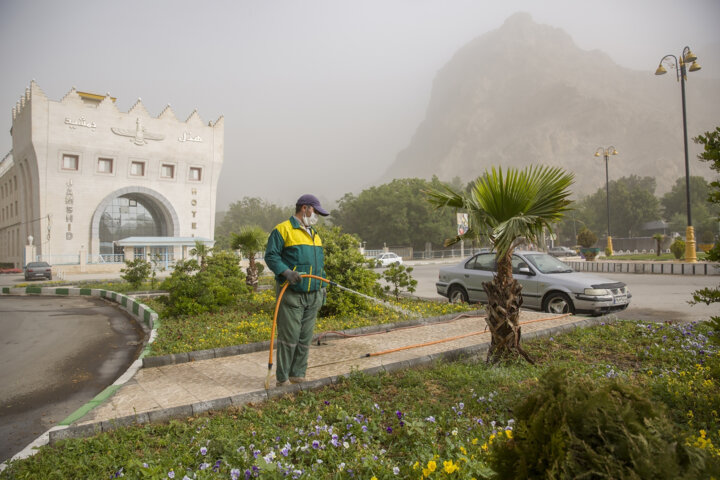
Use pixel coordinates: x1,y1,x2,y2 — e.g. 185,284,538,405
76,312,585,427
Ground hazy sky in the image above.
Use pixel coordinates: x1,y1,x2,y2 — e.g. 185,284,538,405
1,0,719,211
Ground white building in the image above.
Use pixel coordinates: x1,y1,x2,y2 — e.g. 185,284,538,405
0,81,223,270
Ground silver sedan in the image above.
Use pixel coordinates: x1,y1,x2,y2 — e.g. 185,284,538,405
436,251,631,315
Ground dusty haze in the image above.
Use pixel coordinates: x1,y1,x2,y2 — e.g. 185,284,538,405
1,0,719,210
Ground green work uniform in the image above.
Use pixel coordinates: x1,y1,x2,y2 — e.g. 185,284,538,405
265,216,325,382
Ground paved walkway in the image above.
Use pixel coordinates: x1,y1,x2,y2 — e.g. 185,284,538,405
51,310,601,442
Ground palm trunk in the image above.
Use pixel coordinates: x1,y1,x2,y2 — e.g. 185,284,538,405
483,252,534,364
246,255,259,291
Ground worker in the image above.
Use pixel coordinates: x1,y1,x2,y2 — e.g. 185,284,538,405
264,194,329,386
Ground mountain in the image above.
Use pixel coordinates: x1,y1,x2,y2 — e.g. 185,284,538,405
382,12,720,197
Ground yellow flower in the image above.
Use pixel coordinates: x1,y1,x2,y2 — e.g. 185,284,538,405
427,460,437,472
471,438,478,445
460,446,467,454
413,461,420,470
443,460,459,474
371,477,378,480
422,468,430,477
481,443,488,452
505,429,513,439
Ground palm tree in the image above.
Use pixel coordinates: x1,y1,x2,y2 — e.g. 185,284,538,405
189,240,212,271
426,166,574,364
231,226,268,291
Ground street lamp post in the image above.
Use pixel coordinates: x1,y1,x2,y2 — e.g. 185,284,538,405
655,46,701,263
594,146,618,256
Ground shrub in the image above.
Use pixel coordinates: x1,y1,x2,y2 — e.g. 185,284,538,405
671,237,686,259
382,263,418,300
317,225,382,317
490,368,716,479
120,258,151,289
160,251,248,317
576,227,597,248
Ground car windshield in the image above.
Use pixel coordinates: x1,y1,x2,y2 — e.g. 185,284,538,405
28,262,50,267
524,253,573,274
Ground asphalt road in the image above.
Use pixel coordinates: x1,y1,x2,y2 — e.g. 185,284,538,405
0,296,144,463
406,262,719,323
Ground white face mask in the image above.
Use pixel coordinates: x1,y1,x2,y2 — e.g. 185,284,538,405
303,211,318,226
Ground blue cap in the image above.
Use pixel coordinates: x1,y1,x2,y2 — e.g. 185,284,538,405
296,194,329,216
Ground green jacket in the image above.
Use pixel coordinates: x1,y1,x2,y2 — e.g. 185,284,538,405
265,216,325,292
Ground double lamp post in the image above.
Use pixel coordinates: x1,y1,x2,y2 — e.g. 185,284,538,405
655,46,701,263
594,146,618,256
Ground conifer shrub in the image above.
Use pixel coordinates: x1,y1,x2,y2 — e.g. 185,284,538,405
120,258,151,289
489,369,716,479
670,237,686,259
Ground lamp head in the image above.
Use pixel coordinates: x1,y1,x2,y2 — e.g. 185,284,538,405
611,149,618,155
689,61,701,72
683,49,698,63
655,64,668,75
594,151,601,157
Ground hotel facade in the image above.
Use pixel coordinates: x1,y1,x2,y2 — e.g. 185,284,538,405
0,82,223,270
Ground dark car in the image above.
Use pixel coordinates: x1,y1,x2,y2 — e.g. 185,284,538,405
24,261,52,281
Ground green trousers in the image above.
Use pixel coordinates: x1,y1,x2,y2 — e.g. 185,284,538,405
275,285,323,382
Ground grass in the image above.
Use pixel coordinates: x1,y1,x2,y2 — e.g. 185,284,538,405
2,319,718,479
143,291,476,356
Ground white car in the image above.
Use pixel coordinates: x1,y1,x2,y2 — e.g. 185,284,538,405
376,252,403,267
436,251,631,315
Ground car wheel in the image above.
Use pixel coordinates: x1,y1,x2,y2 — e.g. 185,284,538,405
448,285,469,304
543,292,574,314
48,275,52,281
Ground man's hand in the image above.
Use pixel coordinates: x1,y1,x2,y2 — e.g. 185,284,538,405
282,269,302,285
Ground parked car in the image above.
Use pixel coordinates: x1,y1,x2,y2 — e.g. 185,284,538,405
24,261,52,281
436,251,631,315
375,252,403,267
548,246,577,257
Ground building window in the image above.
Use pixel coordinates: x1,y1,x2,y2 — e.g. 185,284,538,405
97,157,114,174
130,161,145,177
161,164,175,179
62,154,79,171
189,166,202,182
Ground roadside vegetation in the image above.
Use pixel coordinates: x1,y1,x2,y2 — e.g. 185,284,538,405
2,319,718,479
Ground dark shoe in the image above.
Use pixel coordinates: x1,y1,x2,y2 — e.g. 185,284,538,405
289,377,305,384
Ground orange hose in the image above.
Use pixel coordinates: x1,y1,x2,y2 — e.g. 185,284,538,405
365,312,572,357
266,274,331,387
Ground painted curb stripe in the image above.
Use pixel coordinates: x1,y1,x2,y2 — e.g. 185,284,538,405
59,384,122,426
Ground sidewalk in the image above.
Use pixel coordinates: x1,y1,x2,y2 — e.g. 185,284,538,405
50,310,602,443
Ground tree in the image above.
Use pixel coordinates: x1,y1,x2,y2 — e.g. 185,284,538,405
575,175,661,238
426,165,574,364
215,197,292,249
120,258,151,290
690,126,720,341
661,176,719,240
316,225,383,318
189,241,212,271
331,177,456,250
230,226,267,291
382,263,418,300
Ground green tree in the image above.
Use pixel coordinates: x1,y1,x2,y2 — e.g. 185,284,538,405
575,175,661,238
230,226,267,291
661,176,719,240
331,177,456,250
120,258,151,290
427,165,573,364
381,263,418,300
215,197,292,249
317,225,382,318
691,126,720,341
189,241,212,271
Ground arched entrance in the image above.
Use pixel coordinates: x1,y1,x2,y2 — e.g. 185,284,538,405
90,187,179,258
